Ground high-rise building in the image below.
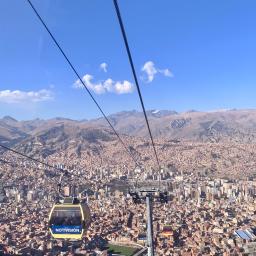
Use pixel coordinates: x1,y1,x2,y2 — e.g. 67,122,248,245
15,207,21,216
27,190,34,201
63,186,70,197
15,192,21,203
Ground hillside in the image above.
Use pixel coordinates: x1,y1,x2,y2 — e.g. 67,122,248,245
2,109,256,178
1,109,256,149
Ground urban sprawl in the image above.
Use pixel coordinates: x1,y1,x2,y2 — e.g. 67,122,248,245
1,154,256,255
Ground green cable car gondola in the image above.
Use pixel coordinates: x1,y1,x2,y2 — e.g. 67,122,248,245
49,197,91,239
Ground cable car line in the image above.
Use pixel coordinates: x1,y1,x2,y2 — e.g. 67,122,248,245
0,158,14,168
2,0,166,242
0,143,67,175
26,0,139,168
0,156,64,196
0,144,89,190
0,147,91,240
0,158,36,171
0,144,70,194
0,143,104,184
113,0,161,171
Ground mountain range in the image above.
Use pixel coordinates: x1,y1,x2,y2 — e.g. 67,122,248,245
2,109,256,177
2,109,256,144
1,109,256,158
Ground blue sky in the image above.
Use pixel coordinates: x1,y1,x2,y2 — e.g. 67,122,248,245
0,0,256,120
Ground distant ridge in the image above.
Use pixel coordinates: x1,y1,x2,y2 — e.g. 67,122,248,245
2,116,17,122
1,109,256,148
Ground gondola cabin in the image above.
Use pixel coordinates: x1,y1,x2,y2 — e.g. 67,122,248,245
49,197,91,239
162,225,172,238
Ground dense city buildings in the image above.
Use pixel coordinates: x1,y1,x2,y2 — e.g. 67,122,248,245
1,153,256,255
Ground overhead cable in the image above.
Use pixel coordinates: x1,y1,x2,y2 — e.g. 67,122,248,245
113,0,161,170
0,143,66,174
26,0,139,167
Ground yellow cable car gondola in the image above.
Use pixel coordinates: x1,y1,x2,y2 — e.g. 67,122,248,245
49,197,91,239
162,225,172,238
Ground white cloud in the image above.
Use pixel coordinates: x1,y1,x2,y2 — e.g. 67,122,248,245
73,74,134,95
113,80,134,94
82,74,104,93
100,62,108,73
93,84,105,94
73,79,83,89
141,61,173,83
159,68,173,77
141,61,157,83
0,89,53,103
103,78,114,92
73,74,105,94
